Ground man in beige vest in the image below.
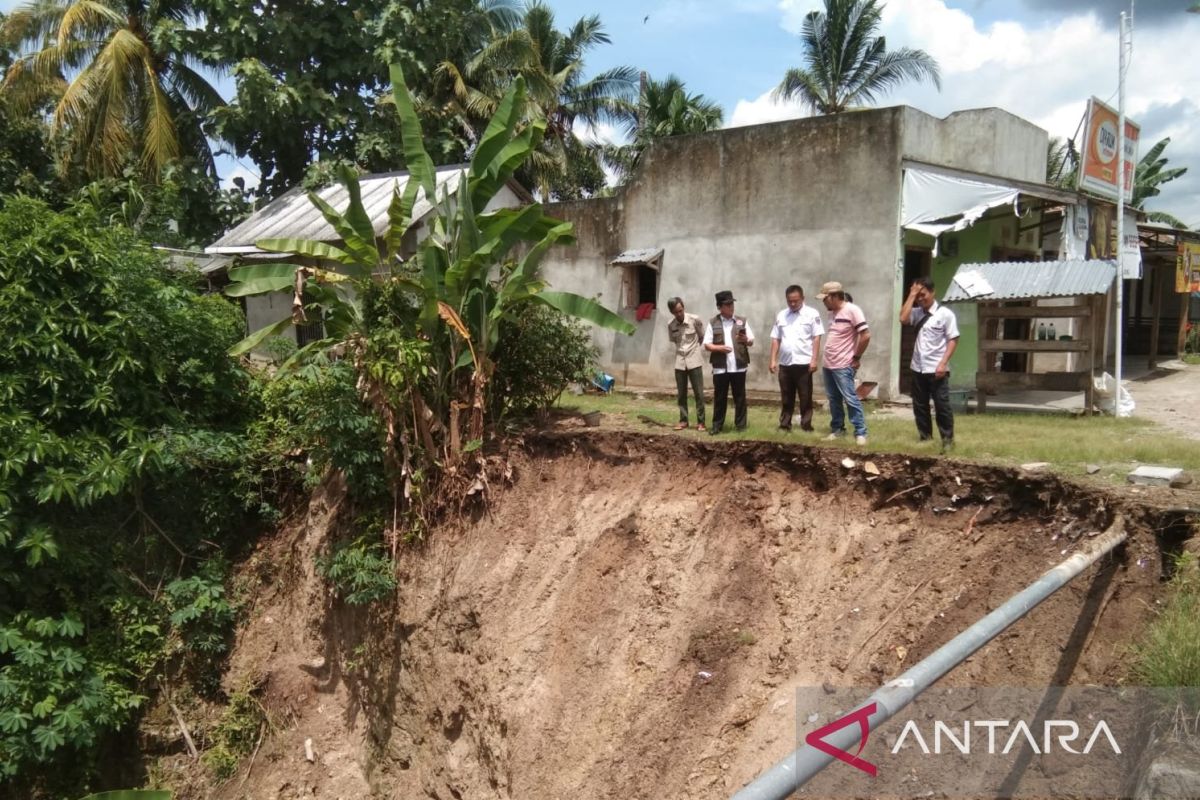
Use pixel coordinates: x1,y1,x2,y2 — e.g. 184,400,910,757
666,297,706,430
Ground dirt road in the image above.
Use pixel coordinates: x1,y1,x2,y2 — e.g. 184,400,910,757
1130,361,1200,440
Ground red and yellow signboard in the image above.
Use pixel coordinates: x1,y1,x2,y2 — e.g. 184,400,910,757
1178,241,1200,293
1078,97,1139,201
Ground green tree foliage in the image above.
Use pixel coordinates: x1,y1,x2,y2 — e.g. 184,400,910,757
1047,136,1078,190
0,197,255,790
604,73,724,183
440,0,636,198
1133,137,1189,229
1,0,226,183
199,0,514,198
774,0,941,114
226,64,631,542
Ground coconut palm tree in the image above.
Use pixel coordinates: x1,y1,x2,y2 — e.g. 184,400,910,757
1133,137,1188,228
440,0,636,197
604,73,723,183
1,0,224,182
774,0,940,115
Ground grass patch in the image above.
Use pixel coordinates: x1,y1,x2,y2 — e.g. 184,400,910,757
1132,552,1200,689
556,391,1200,479
1183,353,1200,365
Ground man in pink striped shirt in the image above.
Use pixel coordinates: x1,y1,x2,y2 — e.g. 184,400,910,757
816,281,871,446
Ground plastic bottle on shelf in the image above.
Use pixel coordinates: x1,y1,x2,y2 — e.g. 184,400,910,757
1038,322,1047,341
1048,322,1057,341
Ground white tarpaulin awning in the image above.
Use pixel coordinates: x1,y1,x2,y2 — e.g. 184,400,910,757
901,167,1022,240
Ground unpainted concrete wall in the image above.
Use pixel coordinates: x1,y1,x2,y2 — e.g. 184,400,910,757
540,105,1050,399
900,107,1048,184
544,108,907,395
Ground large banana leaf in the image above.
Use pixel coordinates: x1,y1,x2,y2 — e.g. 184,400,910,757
445,204,546,294
306,189,378,273
469,77,526,209
497,222,576,309
255,238,354,265
224,275,296,297
470,120,544,210
228,263,299,282
228,316,293,356
533,291,636,335
336,163,377,247
388,63,436,202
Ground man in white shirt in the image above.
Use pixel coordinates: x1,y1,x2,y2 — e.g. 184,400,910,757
769,284,824,432
900,277,960,451
703,290,754,435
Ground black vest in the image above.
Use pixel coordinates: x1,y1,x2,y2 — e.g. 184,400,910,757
709,314,750,370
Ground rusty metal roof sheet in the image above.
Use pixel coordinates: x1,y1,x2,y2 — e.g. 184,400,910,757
206,166,470,253
943,260,1116,302
610,248,663,266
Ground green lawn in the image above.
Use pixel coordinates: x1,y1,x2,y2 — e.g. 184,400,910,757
557,391,1200,481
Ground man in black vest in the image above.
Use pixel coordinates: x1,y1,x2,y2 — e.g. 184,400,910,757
703,290,755,435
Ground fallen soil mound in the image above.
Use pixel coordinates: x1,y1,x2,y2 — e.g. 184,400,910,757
162,431,1192,799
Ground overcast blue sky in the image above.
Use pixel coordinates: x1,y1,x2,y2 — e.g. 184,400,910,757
3,0,1197,223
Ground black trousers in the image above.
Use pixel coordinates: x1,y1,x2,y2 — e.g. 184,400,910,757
911,371,954,442
712,371,747,431
674,367,705,424
777,364,814,430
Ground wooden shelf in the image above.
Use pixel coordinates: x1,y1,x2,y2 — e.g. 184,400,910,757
978,304,1092,319
979,339,1090,353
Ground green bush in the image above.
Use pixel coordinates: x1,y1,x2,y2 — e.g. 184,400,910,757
201,688,264,781
317,536,398,606
490,304,598,417
243,359,390,502
0,197,256,790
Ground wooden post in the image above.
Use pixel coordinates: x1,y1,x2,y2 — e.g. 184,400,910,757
1086,294,1100,416
1148,261,1163,370
1181,292,1192,356
976,303,992,414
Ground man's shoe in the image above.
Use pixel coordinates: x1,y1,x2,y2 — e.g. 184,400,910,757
778,425,792,433
708,426,721,436
696,423,706,432
940,439,955,453
824,432,844,441
855,435,868,446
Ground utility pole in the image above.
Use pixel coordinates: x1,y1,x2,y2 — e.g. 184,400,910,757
1113,2,1133,416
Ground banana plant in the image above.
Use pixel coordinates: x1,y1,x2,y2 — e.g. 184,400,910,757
226,63,632,459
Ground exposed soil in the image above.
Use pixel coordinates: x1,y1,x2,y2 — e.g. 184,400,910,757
155,428,1196,799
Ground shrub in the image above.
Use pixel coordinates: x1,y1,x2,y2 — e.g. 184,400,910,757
317,536,398,606
0,197,256,790
490,304,598,417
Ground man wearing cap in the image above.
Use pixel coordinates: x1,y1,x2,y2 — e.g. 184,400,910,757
666,297,706,431
703,290,755,435
769,284,824,432
816,281,870,445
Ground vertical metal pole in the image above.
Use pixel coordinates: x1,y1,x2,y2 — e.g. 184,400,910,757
1114,9,1126,414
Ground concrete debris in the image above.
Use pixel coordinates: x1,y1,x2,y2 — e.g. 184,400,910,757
1020,462,1050,472
1127,465,1184,487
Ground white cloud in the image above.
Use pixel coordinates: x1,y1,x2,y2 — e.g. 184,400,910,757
727,88,808,128
574,119,626,146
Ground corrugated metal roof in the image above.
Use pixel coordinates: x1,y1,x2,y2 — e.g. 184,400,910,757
943,260,1116,302
206,166,469,252
610,248,663,266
